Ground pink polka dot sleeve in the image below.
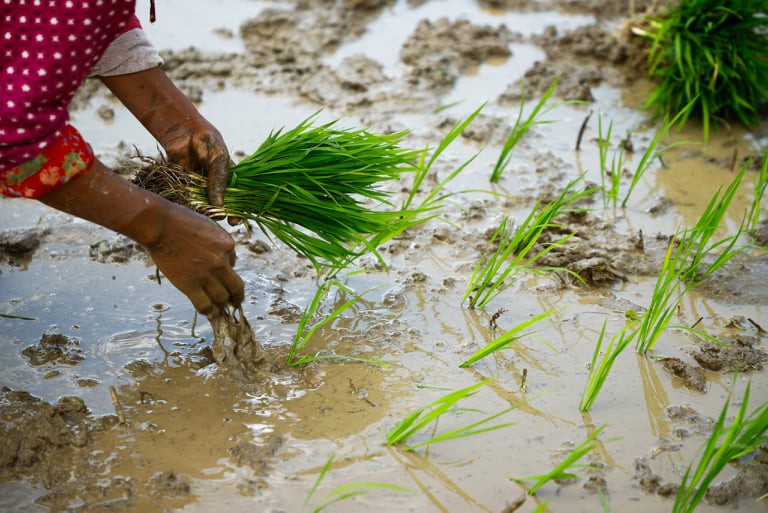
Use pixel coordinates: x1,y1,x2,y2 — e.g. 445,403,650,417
0,0,139,198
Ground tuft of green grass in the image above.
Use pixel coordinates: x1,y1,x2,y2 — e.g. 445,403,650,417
490,78,562,182
633,232,690,354
637,0,768,141
511,424,609,495
404,103,486,212
677,164,746,285
305,453,413,513
672,380,768,513
635,164,747,353
460,307,564,368
385,378,515,451
581,162,751,406
596,112,625,210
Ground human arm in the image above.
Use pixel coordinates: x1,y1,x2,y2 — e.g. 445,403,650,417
38,158,244,316
99,67,230,207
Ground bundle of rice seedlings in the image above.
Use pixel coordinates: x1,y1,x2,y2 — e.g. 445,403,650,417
133,114,425,271
635,0,768,140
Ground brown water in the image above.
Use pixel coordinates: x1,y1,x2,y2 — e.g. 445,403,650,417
1,1,767,512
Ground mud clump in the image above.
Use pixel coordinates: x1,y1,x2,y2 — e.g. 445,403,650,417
401,18,516,90
229,434,284,474
658,357,707,392
634,446,768,505
691,253,768,306
751,219,768,247
147,471,192,498
0,227,47,265
534,213,656,287
21,331,84,366
89,236,147,263
665,404,715,437
693,335,767,372
0,387,117,486
706,449,768,506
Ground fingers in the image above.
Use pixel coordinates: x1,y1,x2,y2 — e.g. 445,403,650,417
187,271,244,317
222,268,245,306
205,151,230,207
166,144,194,174
147,202,244,317
165,131,231,208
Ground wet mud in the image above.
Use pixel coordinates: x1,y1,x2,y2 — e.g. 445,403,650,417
2,0,768,512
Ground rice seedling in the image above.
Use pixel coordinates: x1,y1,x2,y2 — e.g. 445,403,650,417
459,306,564,368
620,105,693,208
747,151,768,236
581,164,750,399
305,453,412,513
636,0,768,141
511,424,608,495
490,77,561,183
579,320,639,412
134,113,427,272
463,178,592,309
594,112,628,210
599,491,611,512
385,378,515,451
633,232,690,354
286,279,385,367
0,313,36,320
404,103,486,212
677,164,747,285
672,380,768,513
635,165,748,352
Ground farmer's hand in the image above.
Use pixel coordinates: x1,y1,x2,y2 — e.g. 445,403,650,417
40,159,244,316
144,197,244,315
159,117,231,207
100,67,230,206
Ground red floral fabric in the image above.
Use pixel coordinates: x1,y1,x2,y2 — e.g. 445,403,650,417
0,124,94,198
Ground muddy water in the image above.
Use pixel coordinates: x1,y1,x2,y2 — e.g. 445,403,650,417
2,1,767,512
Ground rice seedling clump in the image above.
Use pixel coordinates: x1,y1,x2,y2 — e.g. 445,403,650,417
639,0,768,140
133,115,424,271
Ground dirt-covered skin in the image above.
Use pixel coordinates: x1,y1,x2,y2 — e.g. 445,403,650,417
4,0,768,511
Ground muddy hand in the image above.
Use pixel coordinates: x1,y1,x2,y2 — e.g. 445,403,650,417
39,159,244,317
99,67,232,207
162,118,231,207
146,202,244,316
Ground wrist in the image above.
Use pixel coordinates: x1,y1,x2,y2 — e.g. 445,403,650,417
100,66,202,146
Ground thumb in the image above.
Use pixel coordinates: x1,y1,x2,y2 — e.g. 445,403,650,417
206,152,230,207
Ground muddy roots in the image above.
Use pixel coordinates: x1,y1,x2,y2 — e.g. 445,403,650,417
124,155,207,212
210,308,273,383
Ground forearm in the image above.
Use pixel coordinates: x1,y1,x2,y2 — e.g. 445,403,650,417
38,159,166,248
100,67,199,146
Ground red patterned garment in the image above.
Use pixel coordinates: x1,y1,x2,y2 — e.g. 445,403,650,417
0,0,140,198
